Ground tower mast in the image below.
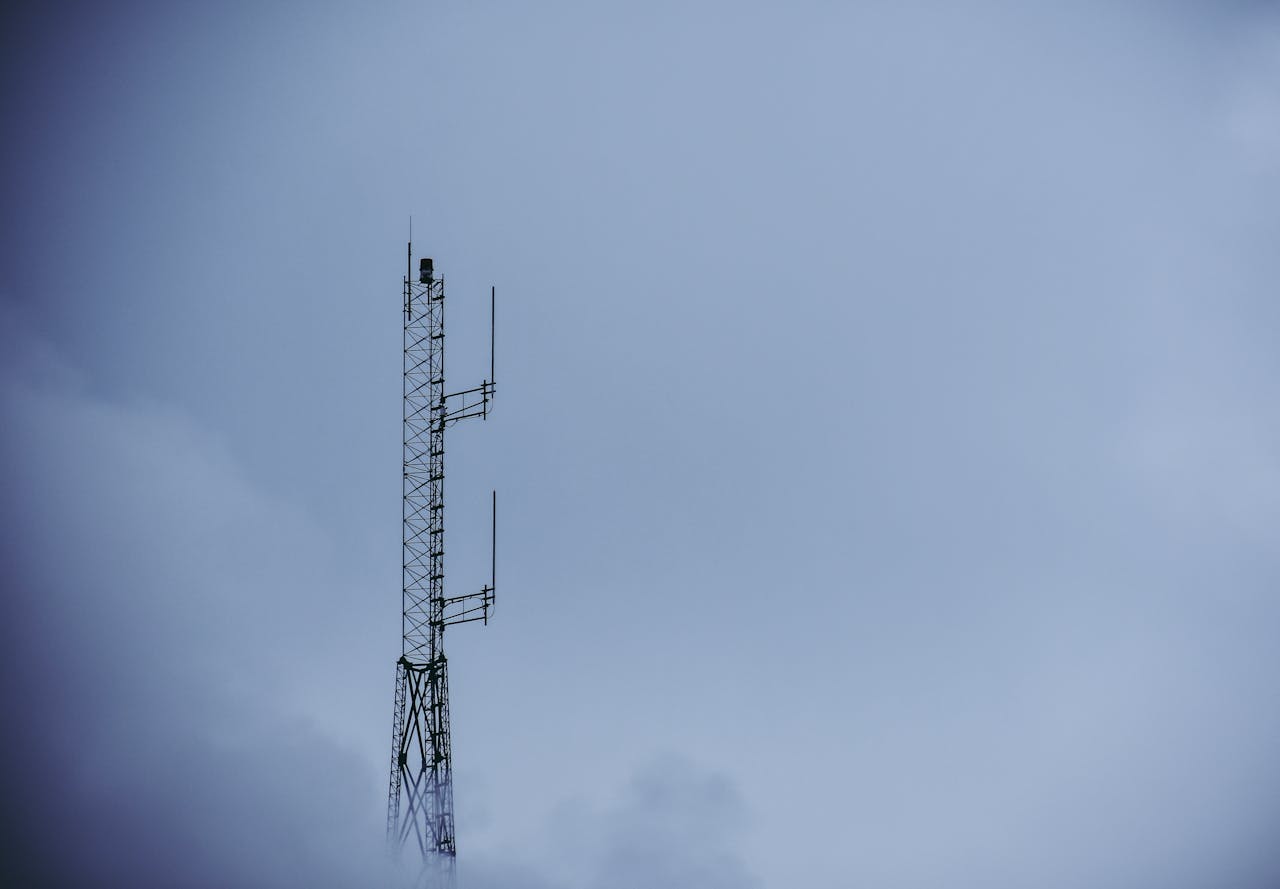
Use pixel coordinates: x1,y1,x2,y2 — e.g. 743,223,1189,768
387,248,496,889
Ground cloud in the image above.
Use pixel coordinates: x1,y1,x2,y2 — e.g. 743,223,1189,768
0,307,760,889
463,756,761,889
0,302,395,888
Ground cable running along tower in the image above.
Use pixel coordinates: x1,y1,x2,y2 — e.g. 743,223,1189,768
387,245,496,889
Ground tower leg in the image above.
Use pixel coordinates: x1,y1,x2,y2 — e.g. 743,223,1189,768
389,658,456,889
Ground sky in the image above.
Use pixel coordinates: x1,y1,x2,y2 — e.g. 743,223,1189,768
3,1,1280,887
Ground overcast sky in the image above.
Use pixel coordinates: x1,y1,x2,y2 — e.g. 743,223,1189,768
4,2,1280,887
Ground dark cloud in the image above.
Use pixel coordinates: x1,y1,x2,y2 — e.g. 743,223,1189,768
0,316,391,888
0,315,762,889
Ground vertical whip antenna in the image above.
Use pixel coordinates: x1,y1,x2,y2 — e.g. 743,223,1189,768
487,490,496,622
483,286,497,419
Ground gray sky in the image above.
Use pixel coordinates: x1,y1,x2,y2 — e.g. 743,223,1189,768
4,2,1280,887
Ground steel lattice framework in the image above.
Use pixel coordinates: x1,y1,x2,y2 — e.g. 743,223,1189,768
387,247,495,889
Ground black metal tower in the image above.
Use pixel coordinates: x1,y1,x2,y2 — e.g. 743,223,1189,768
387,245,496,889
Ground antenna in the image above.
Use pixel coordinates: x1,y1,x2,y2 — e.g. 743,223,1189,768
488,490,497,622
482,286,497,419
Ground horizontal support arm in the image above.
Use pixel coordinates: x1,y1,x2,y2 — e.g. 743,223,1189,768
441,380,495,427
436,587,494,627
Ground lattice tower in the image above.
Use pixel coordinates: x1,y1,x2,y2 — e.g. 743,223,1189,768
387,246,495,889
